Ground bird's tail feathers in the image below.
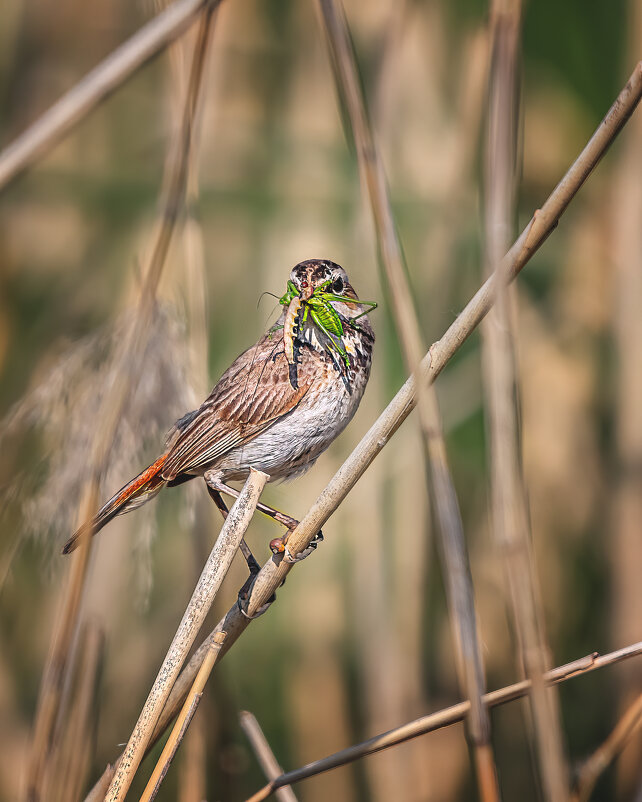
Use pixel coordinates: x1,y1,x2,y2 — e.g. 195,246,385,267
62,454,168,554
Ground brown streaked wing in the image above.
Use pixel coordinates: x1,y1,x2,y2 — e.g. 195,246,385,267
161,332,313,480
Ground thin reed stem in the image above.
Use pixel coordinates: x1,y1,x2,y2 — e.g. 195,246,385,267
104,469,268,801
140,632,227,802
245,643,642,801
570,693,642,802
317,1,498,795
26,485,96,801
0,0,222,191
240,712,298,802
24,16,216,799
483,1,569,799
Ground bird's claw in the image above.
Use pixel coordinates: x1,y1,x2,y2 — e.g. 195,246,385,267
237,574,276,619
270,530,324,563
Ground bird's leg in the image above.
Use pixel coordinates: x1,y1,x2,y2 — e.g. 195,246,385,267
209,478,323,562
210,480,299,528
205,483,276,618
205,485,260,575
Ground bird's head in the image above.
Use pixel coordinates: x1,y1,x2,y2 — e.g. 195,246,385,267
287,259,357,301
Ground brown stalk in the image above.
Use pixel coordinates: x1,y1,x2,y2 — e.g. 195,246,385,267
85,765,114,802
482,1,569,799
317,0,499,796
140,4,216,306
53,625,104,802
162,10,215,801
38,623,103,802
610,4,642,795
104,469,268,801
245,643,642,801
24,13,216,801
139,632,227,802
0,0,223,191
83,61,642,801
240,712,298,802
570,693,642,802
26,485,96,802
352,9,427,798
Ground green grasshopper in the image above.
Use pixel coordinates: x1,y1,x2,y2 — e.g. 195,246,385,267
276,279,377,389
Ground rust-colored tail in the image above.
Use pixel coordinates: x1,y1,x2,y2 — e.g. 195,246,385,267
62,454,168,554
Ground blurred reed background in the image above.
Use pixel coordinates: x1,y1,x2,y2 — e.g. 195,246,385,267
0,0,640,800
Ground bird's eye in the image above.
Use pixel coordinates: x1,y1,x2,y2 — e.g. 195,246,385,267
332,277,344,294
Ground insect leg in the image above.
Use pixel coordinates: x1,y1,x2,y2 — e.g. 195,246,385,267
351,300,378,321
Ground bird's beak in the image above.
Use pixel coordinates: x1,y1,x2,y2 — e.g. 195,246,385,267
298,283,313,301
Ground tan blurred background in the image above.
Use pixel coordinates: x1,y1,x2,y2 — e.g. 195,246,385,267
0,0,641,800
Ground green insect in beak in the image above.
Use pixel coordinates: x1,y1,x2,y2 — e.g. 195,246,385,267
278,278,377,389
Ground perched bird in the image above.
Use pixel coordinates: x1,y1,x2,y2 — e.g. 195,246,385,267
62,259,376,558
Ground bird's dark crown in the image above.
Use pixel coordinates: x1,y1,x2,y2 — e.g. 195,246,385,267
290,259,354,299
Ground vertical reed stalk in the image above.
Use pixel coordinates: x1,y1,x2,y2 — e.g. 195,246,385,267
317,0,500,797
482,2,568,798
24,13,216,799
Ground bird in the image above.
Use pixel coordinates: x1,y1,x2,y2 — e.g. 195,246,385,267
62,259,376,561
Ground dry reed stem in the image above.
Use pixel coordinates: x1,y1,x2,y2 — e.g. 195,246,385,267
48,624,104,802
86,764,115,802
25,485,95,801
24,16,215,800
483,2,568,800
104,469,268,801
0,0,222,191
245,642,642,801
166,13,213,404
83,61,642,802
610,6,642,795
139,631,227,802
317,1,499,796
140,5,216,307
240,712,298,802
570,693,642,802
162,16,214,801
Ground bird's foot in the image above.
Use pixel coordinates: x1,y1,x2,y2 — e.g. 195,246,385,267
270,530,324,564
237,573,276,619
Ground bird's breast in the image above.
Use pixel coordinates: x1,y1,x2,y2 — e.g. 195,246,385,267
216,332,372,482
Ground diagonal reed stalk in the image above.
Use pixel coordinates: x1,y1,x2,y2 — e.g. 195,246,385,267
240,712,299,802
139,632,228,802
105,469,268,801
0,0,223,191
482,1,569,799
44,623,104,802
83,60,642,801
317,0,499,796
245,642,642,801
570,692,642,802
24,11,216,801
